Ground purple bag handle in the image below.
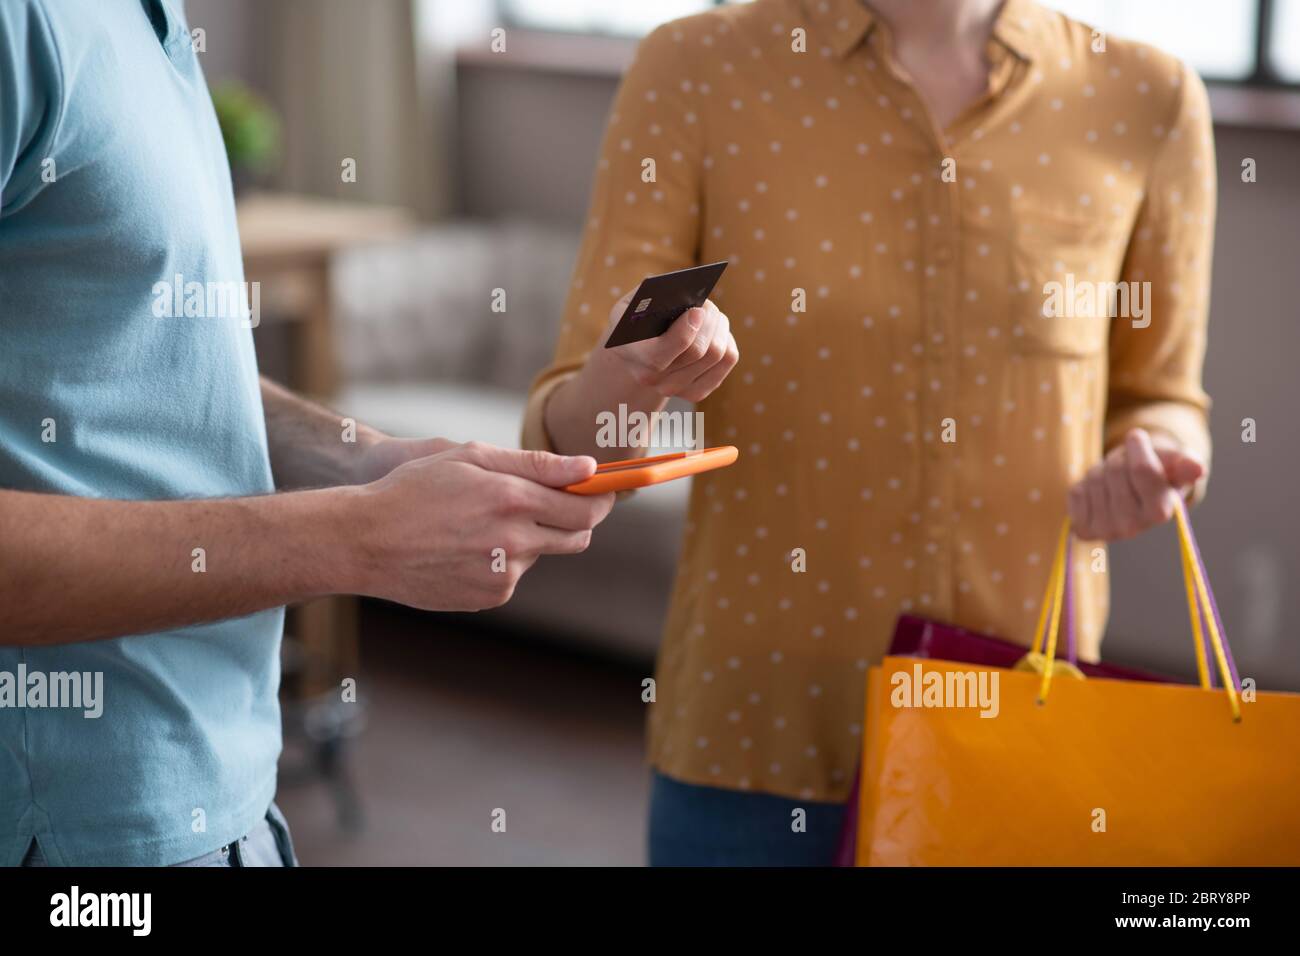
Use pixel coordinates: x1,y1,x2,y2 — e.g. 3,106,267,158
1062,532,1076,665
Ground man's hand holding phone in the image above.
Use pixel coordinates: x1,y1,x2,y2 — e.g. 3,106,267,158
352,442,614,612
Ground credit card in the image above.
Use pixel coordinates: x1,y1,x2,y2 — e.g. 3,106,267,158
604,261,728,348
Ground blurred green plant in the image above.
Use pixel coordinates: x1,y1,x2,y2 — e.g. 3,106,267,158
211,81,281,178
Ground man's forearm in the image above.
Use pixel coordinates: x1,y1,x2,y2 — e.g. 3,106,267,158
0,486,367,646
261,376,383,488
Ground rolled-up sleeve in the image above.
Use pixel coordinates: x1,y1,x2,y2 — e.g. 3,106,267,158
521,23,703,452
1105,62,1216,491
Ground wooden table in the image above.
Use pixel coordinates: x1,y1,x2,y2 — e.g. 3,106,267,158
237,192,413,695
238,192,413,396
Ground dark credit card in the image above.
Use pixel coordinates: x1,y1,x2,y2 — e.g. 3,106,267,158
604,260,728,348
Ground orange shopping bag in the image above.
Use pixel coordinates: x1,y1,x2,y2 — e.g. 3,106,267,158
855,502,1300,866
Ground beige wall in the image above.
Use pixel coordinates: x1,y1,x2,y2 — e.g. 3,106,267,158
454,64,1300,688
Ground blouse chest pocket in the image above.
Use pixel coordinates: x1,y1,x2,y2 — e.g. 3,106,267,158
1006,201,1132,358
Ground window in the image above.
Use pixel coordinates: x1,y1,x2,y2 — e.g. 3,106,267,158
500,0,1300,88
1271,0,1300,81
501,0,718,36
1037,0,1258,80
500,0,748,37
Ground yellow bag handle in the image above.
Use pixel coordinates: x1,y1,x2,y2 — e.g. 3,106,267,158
1030,519,1071,705
1030,520,1069,663
1173,499,1241,721
1033,503,1240,721
1179,529,1211,691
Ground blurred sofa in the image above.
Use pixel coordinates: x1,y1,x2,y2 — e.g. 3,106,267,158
330,220,687,661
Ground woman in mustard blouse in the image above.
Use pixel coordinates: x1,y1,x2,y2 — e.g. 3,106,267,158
524,0,1215,865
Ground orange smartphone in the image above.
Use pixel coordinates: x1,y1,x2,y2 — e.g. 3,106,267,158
564,446,739,495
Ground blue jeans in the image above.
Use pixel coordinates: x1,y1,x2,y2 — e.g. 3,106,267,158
19,803,299,867
648,772,847,866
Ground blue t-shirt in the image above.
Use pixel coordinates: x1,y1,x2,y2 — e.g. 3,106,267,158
0,0,283,865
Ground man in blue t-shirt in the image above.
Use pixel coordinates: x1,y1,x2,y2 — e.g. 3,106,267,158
0,0,613,866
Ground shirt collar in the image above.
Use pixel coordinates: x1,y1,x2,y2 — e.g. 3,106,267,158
802,0,876,59
805,0,1046,63
991,0,1046,62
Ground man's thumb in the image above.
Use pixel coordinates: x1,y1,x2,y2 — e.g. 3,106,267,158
465,444,598,487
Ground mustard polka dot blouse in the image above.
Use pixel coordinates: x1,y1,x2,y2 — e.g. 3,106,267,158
523,0,1215,802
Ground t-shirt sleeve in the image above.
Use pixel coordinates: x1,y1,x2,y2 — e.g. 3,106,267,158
0,0,64,216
